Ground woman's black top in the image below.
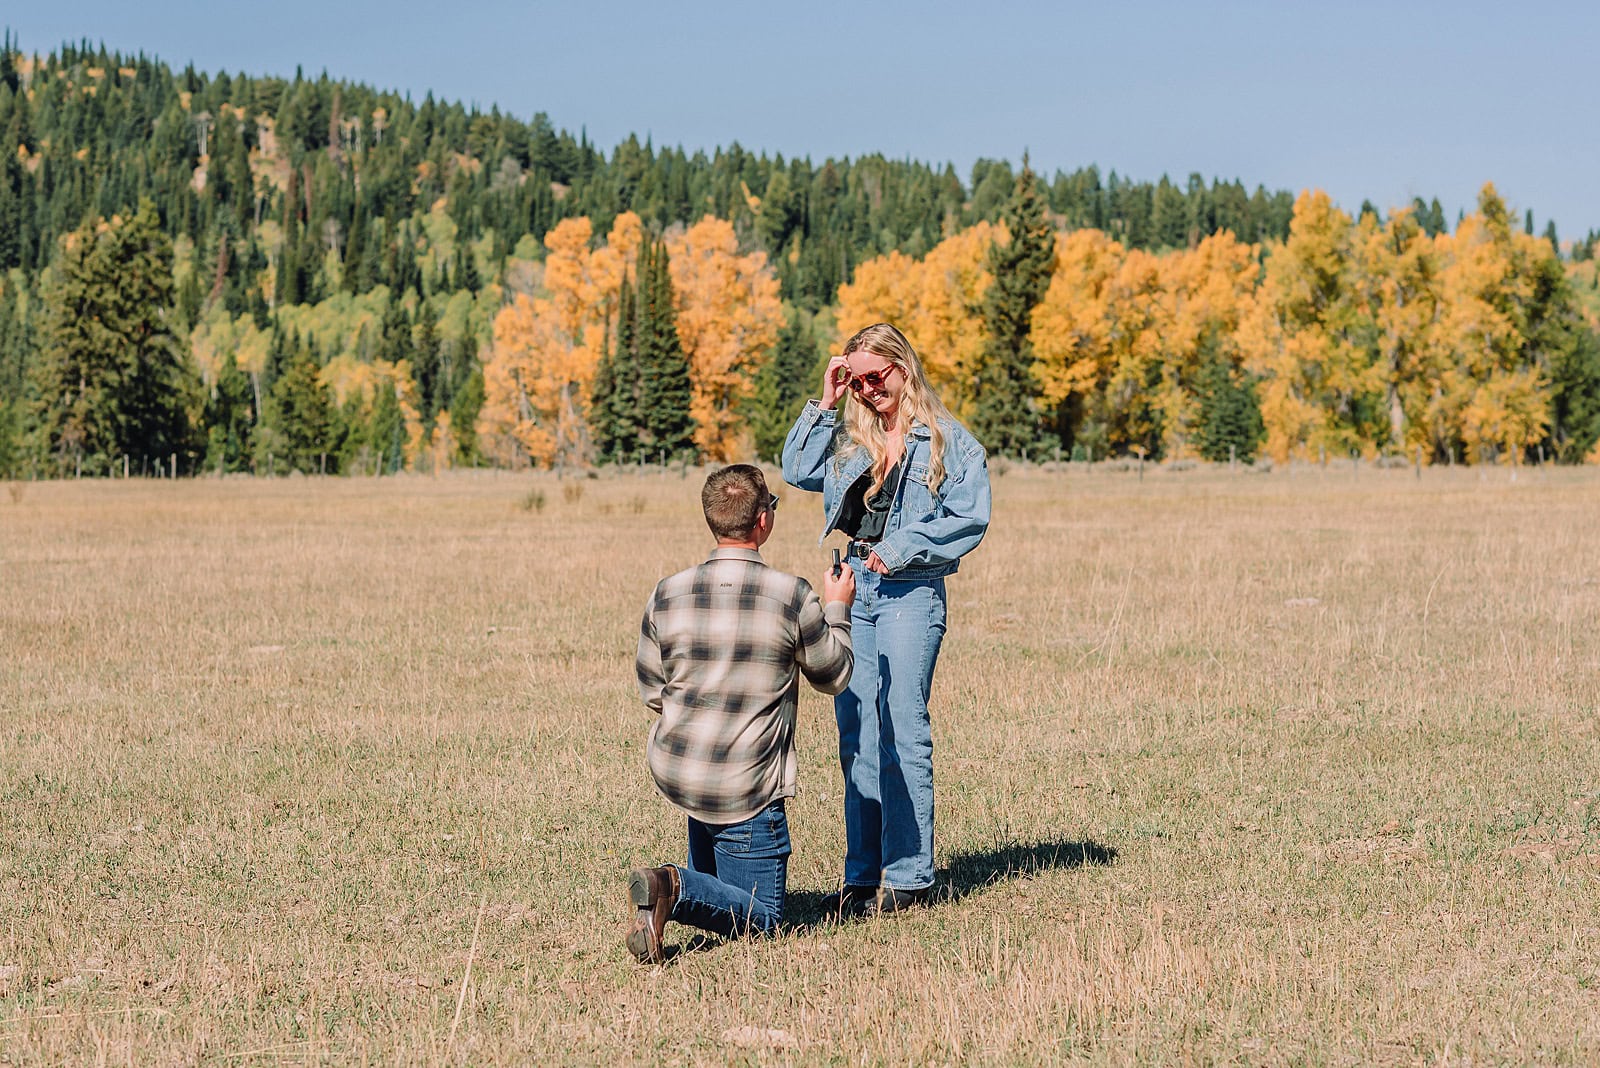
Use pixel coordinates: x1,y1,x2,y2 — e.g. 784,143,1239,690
836,460,901,540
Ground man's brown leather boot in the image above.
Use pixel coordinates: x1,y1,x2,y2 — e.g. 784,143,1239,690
625,865,679,963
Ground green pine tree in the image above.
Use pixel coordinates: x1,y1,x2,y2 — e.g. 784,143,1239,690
1193,349,1266,463
368,377,403,474
591,269,639,463
635,237,694,460
28,200,198,476
413,298,441,417
0,281,29,476
971,156,1054,456
749,308,822,462
203,348,255,473
265,341,335,473
378,297,414,368
448,365,484,466
0,135,24,271
1548,327,1600,463
455,243,480,292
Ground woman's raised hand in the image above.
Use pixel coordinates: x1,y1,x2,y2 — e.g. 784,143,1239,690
821,354,851,408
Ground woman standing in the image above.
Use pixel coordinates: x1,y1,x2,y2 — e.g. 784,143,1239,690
781,323,991,914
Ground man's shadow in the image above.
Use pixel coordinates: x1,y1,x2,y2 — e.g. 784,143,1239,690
782,837,1118,934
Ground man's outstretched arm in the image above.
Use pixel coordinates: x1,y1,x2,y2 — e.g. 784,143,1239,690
795,566,855,695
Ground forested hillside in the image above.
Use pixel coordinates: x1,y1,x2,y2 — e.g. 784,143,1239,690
1,37,1597,476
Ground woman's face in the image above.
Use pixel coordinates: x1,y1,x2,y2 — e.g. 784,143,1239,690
844,349,904,421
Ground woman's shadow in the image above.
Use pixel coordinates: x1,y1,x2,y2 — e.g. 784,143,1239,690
782,837,1118,934
659,839,1117,959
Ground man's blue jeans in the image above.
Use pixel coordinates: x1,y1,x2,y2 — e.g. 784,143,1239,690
835,566,947,891
671,800,790,937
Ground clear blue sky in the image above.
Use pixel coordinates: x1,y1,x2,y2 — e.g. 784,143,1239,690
13,1,1599,240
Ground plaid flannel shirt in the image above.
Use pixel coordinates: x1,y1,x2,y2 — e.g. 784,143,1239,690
636,547,853,824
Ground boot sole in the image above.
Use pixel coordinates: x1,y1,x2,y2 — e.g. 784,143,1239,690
627,869,654,908
626,870,662,962
625,917,656,962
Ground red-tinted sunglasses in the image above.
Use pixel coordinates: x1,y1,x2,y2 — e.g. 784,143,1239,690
843,366,898,393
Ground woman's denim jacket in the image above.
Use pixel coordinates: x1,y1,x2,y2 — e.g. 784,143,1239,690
780,400,991,579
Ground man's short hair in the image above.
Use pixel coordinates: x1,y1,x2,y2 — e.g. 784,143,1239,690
702,464,769,539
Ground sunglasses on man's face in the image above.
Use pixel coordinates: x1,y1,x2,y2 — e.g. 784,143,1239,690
767,493,779,513
845,366,897,393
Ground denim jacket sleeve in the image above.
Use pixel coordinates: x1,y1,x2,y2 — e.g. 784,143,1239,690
872,435,991,574
780,399,838,493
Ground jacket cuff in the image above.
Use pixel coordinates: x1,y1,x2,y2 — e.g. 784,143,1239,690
802,398,838,426
871,538,907,573
823,600,851,626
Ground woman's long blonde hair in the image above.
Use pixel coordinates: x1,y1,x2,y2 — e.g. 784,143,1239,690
840,323,957,497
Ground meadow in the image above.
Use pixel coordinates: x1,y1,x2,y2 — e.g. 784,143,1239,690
2,462,1598,1065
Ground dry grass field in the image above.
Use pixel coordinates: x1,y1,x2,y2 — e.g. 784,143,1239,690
3,462,1599,1065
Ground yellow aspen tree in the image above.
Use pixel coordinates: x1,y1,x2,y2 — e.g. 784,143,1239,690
835,251,920,342
393,360,426,468
1459,370,1548,463
911,221,1000,411
477,212,642,466
1435,184,1548,463
1029,228,1124,450
1239,191,1380,462
664,216,783,461
1352,207,1447,456
1102,248,1173,453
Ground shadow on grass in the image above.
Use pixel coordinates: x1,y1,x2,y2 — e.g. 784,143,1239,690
936,838,1118,904
779,837,1119,935
652,839,1118,961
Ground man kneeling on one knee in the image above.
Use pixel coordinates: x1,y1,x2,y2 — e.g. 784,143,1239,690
627,464,855,963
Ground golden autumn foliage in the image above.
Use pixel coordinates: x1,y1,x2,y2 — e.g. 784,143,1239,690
478,213,642,466
1235,184,1573,464
1352,207,1448,455
1032,229,1257,457
171,199,1584,473
663,216,783,461
1239,191,1383,462
1031,228,1126,414
1433,185,1554,463
844,181,1589,466
474,211,782,466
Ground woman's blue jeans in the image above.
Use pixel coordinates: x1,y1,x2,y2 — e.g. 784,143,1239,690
835,564,947,891
671,800,790,937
